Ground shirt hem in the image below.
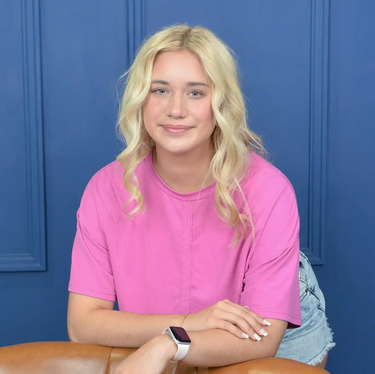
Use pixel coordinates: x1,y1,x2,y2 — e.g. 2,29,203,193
251,308,302,329
68,283,116,302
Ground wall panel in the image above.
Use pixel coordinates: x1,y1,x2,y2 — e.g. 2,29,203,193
0,0,46,272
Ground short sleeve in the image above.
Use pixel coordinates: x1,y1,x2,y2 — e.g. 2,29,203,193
68,176,116,302
240,170,301,329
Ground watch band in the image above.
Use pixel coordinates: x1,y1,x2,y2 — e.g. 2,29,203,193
162,327,190,361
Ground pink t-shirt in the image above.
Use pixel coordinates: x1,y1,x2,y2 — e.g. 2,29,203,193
69,151,302,328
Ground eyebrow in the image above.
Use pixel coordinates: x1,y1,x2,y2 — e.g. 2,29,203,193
151,80,209,87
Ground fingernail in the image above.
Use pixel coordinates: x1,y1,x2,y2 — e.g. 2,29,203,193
263,319,271,326
243,306,249,309
253,333,261,341
242,333,249,339
260,329,268,336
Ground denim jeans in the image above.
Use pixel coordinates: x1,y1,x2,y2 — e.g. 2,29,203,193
275,251,336,365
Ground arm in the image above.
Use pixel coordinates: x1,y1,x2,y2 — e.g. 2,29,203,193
67,292,184,348
67,294,269,348
112,318,287,373
166,319,287,367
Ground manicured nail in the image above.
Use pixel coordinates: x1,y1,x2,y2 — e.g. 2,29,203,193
260,329,268,336
243,306,249,309
242,333,249,339
263,319,271,326
253,333,261,341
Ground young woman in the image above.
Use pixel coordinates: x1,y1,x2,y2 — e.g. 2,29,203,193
67,24,335,373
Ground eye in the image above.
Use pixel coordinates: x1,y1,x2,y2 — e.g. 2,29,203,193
189,91,203,97
153,88,168,94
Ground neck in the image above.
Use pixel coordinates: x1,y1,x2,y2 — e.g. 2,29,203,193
152,144,215,193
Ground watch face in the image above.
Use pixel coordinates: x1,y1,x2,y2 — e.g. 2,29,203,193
170,326,191,343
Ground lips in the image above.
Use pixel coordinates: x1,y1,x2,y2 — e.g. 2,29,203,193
161,124,192,134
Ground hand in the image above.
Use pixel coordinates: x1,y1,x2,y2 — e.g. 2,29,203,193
184,299,271,341
113,334,176,374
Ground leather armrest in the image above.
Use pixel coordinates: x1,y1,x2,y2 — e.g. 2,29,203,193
0,342,329,374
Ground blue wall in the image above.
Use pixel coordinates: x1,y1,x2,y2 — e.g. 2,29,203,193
1,1,374,372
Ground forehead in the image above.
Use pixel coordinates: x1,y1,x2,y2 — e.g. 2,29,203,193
152,50,209,82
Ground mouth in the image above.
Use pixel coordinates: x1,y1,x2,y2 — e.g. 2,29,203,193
161,124,192,134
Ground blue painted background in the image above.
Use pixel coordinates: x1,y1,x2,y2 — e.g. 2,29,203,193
1,1,374,372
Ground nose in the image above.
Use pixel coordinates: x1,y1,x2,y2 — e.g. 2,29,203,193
167,92,187,119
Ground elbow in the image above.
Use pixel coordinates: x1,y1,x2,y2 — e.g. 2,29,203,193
260,345,278,359
68,334,79,343
241,342,278,363
67,322,79,343
270,347,278,358
269,340,283,357
252,340,281,359
68,327,88,344
67,318,87,344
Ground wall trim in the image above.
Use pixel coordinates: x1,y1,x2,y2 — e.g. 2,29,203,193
127,0,146,68
302,0,330,265
0,0,46,271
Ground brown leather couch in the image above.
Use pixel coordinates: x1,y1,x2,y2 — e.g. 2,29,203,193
0,341,328,373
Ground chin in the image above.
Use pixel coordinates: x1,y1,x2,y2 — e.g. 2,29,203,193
153,137,194,155
152,134,213,157
160,145,194,155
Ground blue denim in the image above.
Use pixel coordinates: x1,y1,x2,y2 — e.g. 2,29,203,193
275,251,336,365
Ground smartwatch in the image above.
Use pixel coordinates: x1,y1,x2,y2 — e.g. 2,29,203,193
162,326,191,361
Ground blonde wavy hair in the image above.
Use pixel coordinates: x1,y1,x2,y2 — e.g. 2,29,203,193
116,23,267,246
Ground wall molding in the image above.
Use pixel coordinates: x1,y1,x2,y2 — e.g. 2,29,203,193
302,0,330,265
127,0,146,68
0,0,46,271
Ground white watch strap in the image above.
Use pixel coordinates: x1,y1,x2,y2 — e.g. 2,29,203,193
162,327,190,361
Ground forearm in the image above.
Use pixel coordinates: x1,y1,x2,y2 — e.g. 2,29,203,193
158,319,286,367
69,309,183,348
181,329,276,367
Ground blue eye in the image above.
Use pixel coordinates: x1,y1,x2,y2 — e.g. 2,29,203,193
152,88,203,97
190,91,203,97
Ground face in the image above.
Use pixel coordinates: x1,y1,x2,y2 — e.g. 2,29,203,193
142,50,216,156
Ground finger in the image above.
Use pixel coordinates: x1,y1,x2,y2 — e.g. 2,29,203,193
247,309,271,327
220,302,269,338
236,310,269,338
216,319,255,340
213,310,264,341
223,299,271,326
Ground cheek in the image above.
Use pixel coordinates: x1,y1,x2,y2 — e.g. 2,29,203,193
191,103,215,130
190,101,214,121
143,98,164,122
